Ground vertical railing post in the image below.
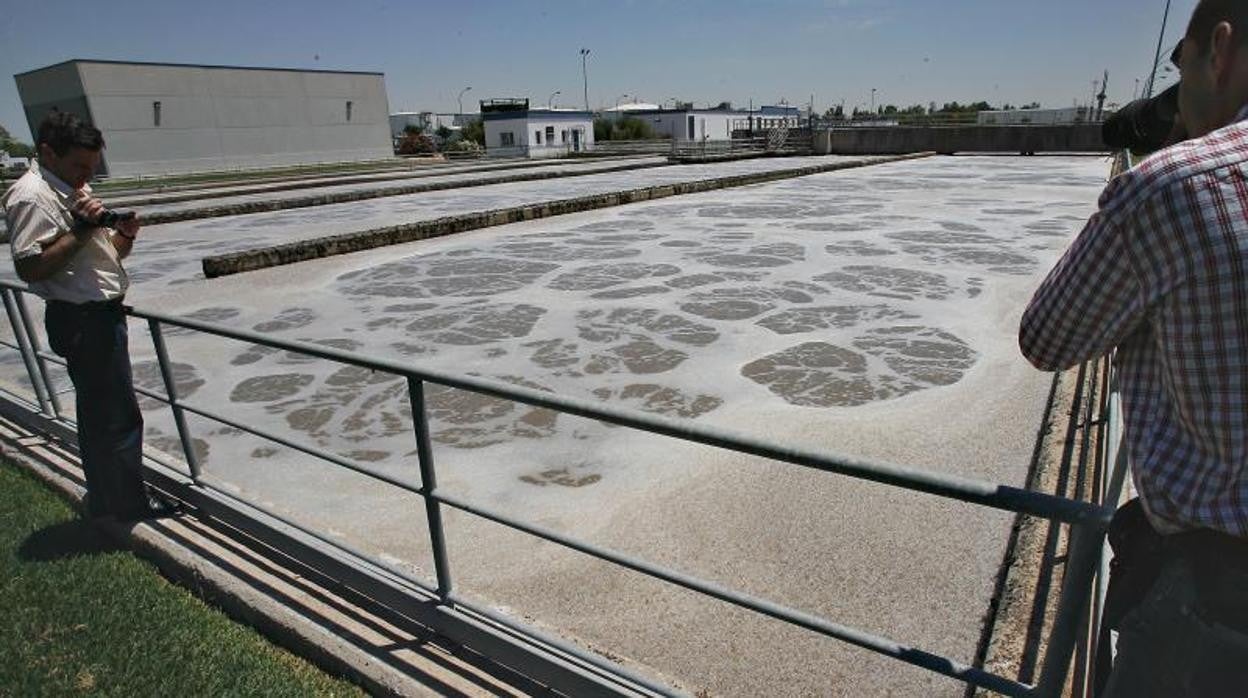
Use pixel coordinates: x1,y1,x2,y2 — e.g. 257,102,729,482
13,291,63,417
1,288,54,416
1033,519,1109,698
147,318,202,482
407,376,454,601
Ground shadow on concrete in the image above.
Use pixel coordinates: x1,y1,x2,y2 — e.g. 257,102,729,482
146,515,550,697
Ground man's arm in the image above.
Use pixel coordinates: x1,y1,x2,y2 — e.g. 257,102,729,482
6,198,89,283
14,230,89,283
1019,177,1147,371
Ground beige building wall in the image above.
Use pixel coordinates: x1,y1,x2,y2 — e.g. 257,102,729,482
16,60,393,177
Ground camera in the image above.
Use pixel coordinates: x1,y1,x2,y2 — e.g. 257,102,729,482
73,208,136,229
1102,83,1180,154
97,208,136,227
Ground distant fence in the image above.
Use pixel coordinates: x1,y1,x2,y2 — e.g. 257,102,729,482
815,124,1108,155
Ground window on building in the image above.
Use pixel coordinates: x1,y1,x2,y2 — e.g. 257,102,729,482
153,101,162,127
535,130,542,144
561,129,568,143
500,131,515,146
346,101,353,122
546,126,555,143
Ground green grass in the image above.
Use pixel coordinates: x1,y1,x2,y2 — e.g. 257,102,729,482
0,459,365,697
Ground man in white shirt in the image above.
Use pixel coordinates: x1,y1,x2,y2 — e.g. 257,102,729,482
2,111,159,520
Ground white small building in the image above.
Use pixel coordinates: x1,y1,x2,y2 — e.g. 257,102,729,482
480,99,592,158
0,151,30,171
625,106,752,143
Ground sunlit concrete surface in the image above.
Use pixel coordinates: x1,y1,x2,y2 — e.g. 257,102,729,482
0,155,1110,696
121,155,669,215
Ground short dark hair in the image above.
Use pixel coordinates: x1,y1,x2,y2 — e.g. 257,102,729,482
36,111,104,156
1187,0,1248,53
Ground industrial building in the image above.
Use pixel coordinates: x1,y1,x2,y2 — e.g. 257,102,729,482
480,99,593,158
625,105,752,143
14,59,394,177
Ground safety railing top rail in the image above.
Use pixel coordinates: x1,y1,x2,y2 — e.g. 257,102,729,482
0,274,1116,697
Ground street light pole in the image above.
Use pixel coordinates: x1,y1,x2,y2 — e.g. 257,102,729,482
1144,0,1173,98
456,86,472,123
548,90,561,109
579,48,591,111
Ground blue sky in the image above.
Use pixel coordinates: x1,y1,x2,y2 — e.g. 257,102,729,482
1,0,1195,143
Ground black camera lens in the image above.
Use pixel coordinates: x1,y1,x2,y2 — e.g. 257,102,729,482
1102,84,1180,153
96,209,136,227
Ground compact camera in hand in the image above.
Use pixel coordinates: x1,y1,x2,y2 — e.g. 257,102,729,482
72,208,136,228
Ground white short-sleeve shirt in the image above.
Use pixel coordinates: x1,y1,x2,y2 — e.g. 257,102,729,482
2,160,128,303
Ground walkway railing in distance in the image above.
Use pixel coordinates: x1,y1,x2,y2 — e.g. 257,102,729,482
0,268,1118,696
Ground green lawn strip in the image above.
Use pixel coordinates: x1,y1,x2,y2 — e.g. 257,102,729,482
0,459,365,697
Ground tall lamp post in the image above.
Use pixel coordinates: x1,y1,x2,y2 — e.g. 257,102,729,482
579,48,591,111
1144,0,1173,98
456,86,472,123
548,90,561,109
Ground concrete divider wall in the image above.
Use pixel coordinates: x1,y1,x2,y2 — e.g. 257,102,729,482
143,159,673,225
113,157,642,209
815,125,1107,155
202,152,934,278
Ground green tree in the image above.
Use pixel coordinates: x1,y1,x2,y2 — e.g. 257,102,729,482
0,125,34,158
460,120,485,146
593,116,658,141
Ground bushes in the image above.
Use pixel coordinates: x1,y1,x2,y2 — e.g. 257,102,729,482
397,131,437,155
593,116,657,141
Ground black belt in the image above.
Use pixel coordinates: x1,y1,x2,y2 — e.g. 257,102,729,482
47,297,125,311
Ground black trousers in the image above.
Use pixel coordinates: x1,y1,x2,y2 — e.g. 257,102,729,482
1098,499,1248,696
45,299,146,518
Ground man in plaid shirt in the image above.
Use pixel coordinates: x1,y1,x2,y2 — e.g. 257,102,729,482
1020,1,1248,693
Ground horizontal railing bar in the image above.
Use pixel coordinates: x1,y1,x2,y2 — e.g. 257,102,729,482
86,300,1110,527
130,380,423,495
433,489,1032,697
151,466,674,696
34,350,65,368
180,400,424,495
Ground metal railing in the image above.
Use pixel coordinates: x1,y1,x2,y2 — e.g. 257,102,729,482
0,276,1124,697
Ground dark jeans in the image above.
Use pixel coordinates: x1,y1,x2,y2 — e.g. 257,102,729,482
45,299,146,518
1100,500,1248,696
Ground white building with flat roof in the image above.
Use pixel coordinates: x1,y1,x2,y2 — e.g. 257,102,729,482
625,106,752,143
15,59,394,177
480,99,593,158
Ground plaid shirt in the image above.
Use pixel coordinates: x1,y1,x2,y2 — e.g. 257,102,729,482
1020,108,1248,538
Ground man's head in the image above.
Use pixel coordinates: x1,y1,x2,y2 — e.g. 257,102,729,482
1179,0,1248,138
35,111,104,189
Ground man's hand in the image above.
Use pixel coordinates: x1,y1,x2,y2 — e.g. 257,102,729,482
110,213,139,258
115,214,139,239
70,194,106,232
